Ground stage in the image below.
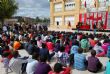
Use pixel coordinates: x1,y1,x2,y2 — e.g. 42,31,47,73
48,27,110,35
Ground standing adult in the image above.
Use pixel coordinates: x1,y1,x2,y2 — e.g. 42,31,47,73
93,23,97,34
57,21,59,28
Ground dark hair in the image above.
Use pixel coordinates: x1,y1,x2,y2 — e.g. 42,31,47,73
56,40,60,43
30,40,34,44
12,51,19,58
104,39,109,43
78,48,83,54
72,40,79,46
15,38,19,41
64,41,69,46
91,50,96,57
82,35,87,39
32,52,39,60
37,36,41,41
42,43,46,48
59,46,65,52
54,63,63,73
97,42,101,46
2,52,10,57
10,37,14,41
4,46,9,50
40,55,47,62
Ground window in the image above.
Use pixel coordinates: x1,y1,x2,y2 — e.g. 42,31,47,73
98,0,106,7
65,2,75,11
54,3,62,12
65,16,75,26
81,0,96,9
54,17,62,26
80,0,86,8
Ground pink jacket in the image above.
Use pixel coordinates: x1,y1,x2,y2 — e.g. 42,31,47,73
102,43,109,54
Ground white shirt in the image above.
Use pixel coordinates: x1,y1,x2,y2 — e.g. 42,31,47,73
26,59,38,74
37,40,42,48
93,44,104,54
9,57,27,74
3,26,7,31
43,36,49,41
3,58,9,68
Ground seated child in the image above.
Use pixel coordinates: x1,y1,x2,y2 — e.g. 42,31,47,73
1,52,12,74
57,46,69,66
105,59,110,74
87,50,102,73
48,63,71,74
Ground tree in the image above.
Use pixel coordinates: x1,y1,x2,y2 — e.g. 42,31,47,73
36,17,42,23
0,0,18,26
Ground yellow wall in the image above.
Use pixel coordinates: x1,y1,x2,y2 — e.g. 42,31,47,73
108,6,110,12
50,0,110,29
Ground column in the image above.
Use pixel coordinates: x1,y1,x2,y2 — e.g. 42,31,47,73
62,1,65,26
50,1,54,26
74,0,81,28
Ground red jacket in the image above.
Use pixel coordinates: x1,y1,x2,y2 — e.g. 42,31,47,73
48,67,71,74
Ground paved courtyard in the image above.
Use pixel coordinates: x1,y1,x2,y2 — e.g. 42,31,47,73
0,50,109,74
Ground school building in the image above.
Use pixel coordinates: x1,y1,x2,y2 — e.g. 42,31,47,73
50,0,110,30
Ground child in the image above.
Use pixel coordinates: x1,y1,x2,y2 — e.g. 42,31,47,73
57,46,69,66
105,59,110,74
1,52,12,74
48,63,71,74
87,50,102,73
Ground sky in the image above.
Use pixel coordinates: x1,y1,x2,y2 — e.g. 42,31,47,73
15,0,50,18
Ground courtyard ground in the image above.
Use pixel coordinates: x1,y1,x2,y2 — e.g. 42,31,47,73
0,50,109,74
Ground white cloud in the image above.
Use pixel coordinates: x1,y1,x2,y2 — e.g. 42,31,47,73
15,0,50,18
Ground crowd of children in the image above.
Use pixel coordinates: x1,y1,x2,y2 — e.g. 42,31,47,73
0,24,110,74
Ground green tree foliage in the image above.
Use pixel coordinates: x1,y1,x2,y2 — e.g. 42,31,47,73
0,0,18,25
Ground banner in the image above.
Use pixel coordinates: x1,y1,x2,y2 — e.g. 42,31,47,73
105,11,108,28
79,13,82,22
84,13,87,24
97,12,98,23
92,12,94,25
